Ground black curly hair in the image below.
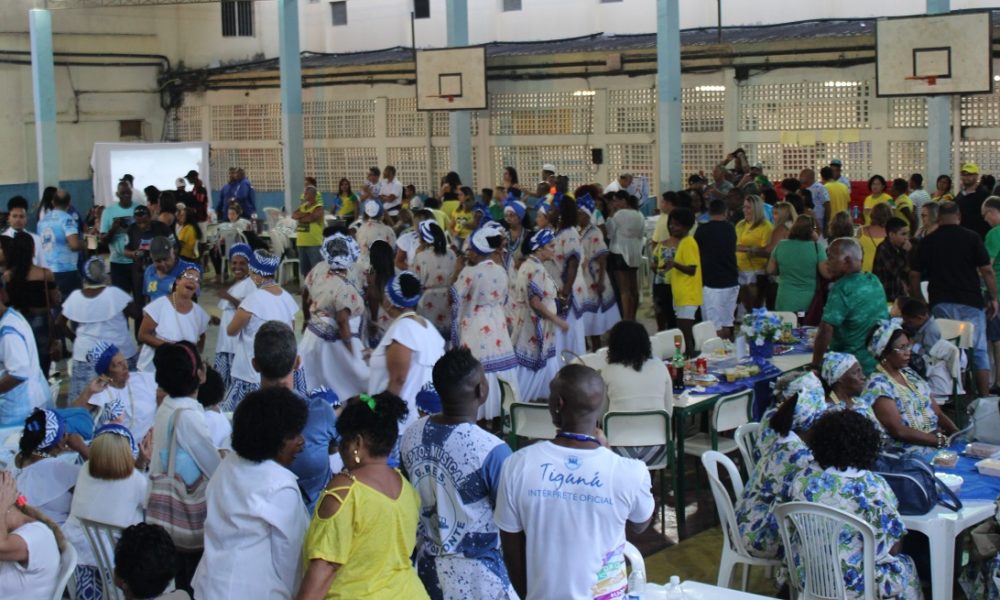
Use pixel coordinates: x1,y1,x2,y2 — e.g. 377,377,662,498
196,367,225,409
337,392,408,457
114,523,178,598
607,320,653,372
153,341,203,398
231,387,308,462
19,409,50,457
808,410,882,471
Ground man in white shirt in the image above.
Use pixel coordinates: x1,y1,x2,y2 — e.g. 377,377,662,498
495,364,654,600
908,173,931,215
0,280,51,425
360,166,382,202
395,209,434,270
2,196,45,267
379,165,404,216
605,173,632,194
800,168,829,232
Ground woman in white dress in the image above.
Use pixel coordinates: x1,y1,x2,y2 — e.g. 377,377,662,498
545,197,585,357
136,263,210,372
451,223,519,420
299,233,369,402
11,408,89,525
223,249,302,410
369,271,446,434
213,243,256,390
573,194,620,348
511,230,569,401
502,198,531,333
355,199,397,271
72,341,159,442
412,220,456,340
0,471,63,600
59,257,138,400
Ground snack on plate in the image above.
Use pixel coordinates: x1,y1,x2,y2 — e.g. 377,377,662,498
965,442,1000,458
976,458,1000,477
931,450,958,468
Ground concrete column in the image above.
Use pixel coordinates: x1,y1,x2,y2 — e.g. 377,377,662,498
446,0,473,185
29,9,60,198
926,0,951,180
656,0,682,194
279,0,304,213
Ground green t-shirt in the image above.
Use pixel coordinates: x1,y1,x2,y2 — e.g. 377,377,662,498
822,271,889,375
773,239,827,313
986,225,1000,285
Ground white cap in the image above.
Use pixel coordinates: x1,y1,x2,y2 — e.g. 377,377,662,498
542,163,556,173
175,177,187,187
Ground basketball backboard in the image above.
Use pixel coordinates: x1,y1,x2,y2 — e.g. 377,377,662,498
875,11,993,97
416,46,487,111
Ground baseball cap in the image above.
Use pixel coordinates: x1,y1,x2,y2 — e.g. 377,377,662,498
149,236,173,259
687,174,706,184
961,163,980,175
829,159,843,167
542,163,556,173
751,162,764,170
133,205,150,216
185,170,199,179
175,177,187,188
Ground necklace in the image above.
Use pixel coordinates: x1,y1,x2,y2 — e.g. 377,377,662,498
257,278,280,290
556,431,601,445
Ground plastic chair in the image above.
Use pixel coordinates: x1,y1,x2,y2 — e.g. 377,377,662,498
920,280,929,302
52,543,79,600
701,451,782,590
692,321,717,351
278,257,299,286
734,422,762,472
774,311,798,328
702,337,726,354
622,541,646,595
575,351,608,371
653,329,685,359
937,318,974,349
79,517,125,600
775,501,877,600
683,389,752,458
604,409,672,524
499,377,519,440
509,401,556,449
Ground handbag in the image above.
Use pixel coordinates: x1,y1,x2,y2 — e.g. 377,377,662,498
145,409,208,551
802,242,828,326
873,452,962,515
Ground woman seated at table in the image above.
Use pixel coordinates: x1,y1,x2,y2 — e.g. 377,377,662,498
735,371,826,559
819,351,881,426
11,409,90,525
790,410,922,600
862,319,957,452
602,320,670,464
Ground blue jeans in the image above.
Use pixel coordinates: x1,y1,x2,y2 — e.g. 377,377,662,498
297,245,322,281
932,302,989,371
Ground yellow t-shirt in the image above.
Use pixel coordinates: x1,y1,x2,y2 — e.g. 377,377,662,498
863,193,892,224
858,227,885,273
304,475,428,600
441,200,460,217
336,193,358,218
429,208,449,232
452,207,474,239
893,193,914,227
652,213,670,245
177,224,199,260
932,193,954,203
735,220,773,273
825,181,851,218
672,235,703,307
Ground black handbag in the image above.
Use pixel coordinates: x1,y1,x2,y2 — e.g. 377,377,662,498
873,452,962,515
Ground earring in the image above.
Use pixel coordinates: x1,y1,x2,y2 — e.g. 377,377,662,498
353,448,361,465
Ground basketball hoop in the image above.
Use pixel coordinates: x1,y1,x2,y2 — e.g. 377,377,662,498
905,75,938,86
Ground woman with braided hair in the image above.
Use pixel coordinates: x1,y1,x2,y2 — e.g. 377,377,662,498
11,409,89,525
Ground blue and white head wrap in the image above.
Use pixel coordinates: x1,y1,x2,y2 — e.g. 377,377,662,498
320,233,360,270
94,423,138,459
385,271,422,308
81,256,109,287
98,397,127,426
469,223,504,256
87,341,120,376
309,386,342,409
418,220,437,244
416,381,442,414
178,260,203,277
26,409,65,453
536,203,552,217
529,229,554,253
249,249,281,277
822,352,859,386
503,199,527,220
869,318,904,359
363,199,383,219
576,193,595,216
777,372,829,432
228,242,252,262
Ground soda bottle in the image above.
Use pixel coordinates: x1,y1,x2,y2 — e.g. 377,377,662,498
672,339,685,393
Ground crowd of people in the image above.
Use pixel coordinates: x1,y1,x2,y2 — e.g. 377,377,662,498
1,154,1000,599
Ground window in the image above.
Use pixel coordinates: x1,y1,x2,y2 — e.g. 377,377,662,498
222,1,254,37
119,120,144,140
502,0,522,11
331,1,347,26
414,0,430,19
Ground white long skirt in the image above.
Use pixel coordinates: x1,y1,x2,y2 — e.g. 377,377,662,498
298,325,369,403
515,355,560,403
583,302,622,337
554,311,586,359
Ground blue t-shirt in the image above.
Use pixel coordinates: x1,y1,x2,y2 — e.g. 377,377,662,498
289,395,337,513
100,203,137,264
143,259,197,302
38,209,79,273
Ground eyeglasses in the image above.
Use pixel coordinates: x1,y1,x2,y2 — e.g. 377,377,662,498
181,272,201,282
891,344,912,354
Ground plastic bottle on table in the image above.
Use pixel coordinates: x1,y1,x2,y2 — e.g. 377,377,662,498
664,575,690,599
626,568,646,599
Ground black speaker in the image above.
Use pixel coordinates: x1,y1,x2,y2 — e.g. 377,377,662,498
591,148,604,165
414,0,430,19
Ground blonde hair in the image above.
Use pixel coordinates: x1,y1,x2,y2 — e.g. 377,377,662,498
773,201,798,227
88,433,136,481
744,195,767,227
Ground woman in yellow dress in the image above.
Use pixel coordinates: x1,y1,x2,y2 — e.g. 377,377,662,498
862,174,893,225
735,195,773,311
857,202,891,273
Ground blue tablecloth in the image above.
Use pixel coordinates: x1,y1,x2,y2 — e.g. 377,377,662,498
932,443,1000,501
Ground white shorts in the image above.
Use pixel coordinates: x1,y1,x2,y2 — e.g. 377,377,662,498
675,305,698,320
702,285,740,329
738,270,763,286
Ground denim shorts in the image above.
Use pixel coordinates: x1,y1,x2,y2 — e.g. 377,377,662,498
931,302,989,370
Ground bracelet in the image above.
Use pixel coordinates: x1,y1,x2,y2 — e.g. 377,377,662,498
936,432,946,449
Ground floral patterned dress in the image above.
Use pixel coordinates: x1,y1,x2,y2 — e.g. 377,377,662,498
861,366,937,453
504,227,530,332
451,259,519,419
511,256,560,401
790,467,922,600
544,227,585,356
735,433,819,559
573,223,620,336
412,246,457,341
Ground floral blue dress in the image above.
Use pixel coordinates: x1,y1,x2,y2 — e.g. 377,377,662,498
861,366,938,453
735,433,819,559
790,467,922,599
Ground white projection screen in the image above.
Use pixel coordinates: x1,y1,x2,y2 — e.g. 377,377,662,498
91,142,210,207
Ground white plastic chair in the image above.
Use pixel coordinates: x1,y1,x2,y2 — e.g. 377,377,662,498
702,337,726,354
774,311,798,328
775,501,877,600
509,401,556,449
278,257,299,286
692,321,717,351
499,378,519,438
683,389,752,458
920,280,929,302
734,422,762,472
604,409,672,523
622,541,646,596
701,451,782,590
79,517,125,600
575,351,608,371
653,329,685,359
937,318,974,350
53,543,79,600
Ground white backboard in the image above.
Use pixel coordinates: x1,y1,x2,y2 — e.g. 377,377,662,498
415,47,487,111
876,12,993,97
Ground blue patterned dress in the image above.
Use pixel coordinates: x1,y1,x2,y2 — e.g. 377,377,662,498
790,467,922,599
735,433,819,559
861,366,938,453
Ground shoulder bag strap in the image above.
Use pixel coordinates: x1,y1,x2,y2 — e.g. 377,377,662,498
165,408,188,479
